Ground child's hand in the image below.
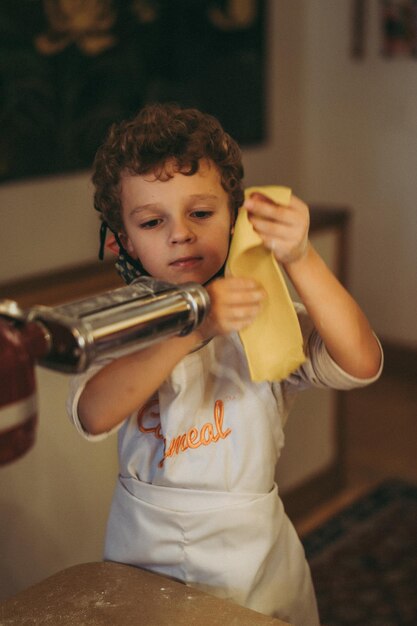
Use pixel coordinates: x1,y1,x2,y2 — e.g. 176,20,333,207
197,277,266,341
245,192,310,265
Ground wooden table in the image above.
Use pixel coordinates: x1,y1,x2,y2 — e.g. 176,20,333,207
0,562,291,625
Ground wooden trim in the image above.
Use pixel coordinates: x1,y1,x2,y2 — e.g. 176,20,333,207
294,480,381,538
281,460,344,524
0,260,123,308
0,206,352,311
0,206,352,309
380,338,417,379
309,204,351,233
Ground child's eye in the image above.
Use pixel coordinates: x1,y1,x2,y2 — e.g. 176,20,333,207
140,218,162,229
191,210,213,219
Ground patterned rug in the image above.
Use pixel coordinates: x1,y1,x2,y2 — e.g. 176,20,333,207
301,480,417,626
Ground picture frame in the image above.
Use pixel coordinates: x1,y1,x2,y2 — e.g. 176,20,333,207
0,0,266,184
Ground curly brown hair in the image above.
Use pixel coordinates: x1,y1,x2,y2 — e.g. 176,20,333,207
92,102,245,234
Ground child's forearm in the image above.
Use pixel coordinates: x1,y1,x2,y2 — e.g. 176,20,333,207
78,276,266,435
78,331,201,435
284,243,382,379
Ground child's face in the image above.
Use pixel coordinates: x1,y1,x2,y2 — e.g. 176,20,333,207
120,159,233,285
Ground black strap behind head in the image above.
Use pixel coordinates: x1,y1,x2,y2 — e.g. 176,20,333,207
98,220,149,284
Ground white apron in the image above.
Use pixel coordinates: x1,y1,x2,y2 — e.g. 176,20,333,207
67,311,382,626
104,477,320,626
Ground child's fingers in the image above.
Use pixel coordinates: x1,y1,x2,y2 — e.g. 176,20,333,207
244,193,310,264
219,276,263,289
245,199,290,225
245,193,309,226
208,277,266,301
248,214,296,238
218,301,263,331
248,206,296,228
204,277,266,335
223,285,266,306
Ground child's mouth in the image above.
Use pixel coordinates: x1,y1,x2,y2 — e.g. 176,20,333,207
170,256,202,269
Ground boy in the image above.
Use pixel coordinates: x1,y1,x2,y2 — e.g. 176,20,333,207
67,103,382,626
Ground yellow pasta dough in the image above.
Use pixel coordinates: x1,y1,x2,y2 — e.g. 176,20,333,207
225,186,306,381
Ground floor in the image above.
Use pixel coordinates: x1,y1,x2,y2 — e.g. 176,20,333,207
295,367,417,536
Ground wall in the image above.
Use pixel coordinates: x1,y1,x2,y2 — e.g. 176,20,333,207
2,1,414,346
0,369,118,600
0,171,98,285
248,0,417,347
292,0,417,347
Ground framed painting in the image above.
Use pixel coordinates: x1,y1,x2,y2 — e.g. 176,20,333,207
0,0,266,184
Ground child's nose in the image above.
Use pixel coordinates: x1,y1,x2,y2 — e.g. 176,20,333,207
169,219,195,244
